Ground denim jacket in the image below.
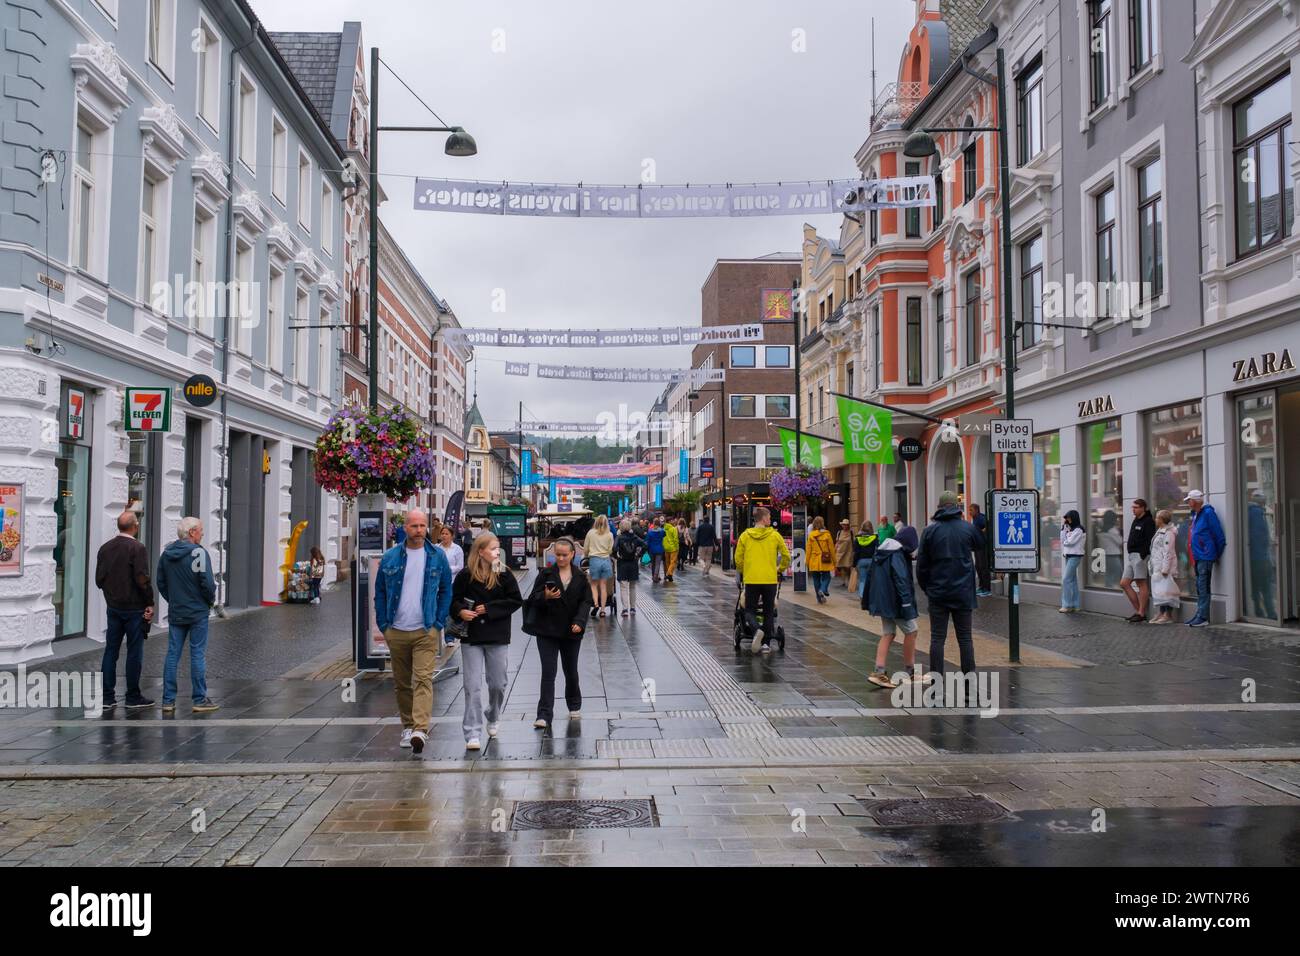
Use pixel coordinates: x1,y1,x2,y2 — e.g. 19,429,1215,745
374,541,453,634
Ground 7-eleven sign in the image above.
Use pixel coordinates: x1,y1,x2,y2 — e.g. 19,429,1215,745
124,388,172,432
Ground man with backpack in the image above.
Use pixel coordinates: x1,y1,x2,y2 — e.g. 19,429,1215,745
695,518,718,575
916,491,982,677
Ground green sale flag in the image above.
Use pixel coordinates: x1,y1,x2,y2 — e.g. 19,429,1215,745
837,396,894,464
778,427,823,468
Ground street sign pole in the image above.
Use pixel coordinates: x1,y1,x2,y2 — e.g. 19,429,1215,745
991,418,1032,664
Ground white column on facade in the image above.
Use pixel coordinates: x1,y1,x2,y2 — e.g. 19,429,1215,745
0,356,60,664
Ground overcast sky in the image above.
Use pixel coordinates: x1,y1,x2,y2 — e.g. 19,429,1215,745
255,0,912,433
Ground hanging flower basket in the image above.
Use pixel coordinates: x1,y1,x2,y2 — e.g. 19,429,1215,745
314,404,434,502
769,465,830,509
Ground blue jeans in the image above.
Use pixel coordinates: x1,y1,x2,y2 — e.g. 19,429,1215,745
163,617,210,703
102,607,146,703
1061,555,1082,609
1194,561,1213,621
811,570,831,596
856,558,872,598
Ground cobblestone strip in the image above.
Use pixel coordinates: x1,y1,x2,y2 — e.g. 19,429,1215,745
0,774,335,866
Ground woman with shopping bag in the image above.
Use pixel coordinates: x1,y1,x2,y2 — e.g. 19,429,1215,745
1149,509,1181,624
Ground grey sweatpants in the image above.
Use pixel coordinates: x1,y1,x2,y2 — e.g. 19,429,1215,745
461,643,509,740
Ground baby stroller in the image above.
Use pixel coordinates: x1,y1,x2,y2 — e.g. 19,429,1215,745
732,574,786,651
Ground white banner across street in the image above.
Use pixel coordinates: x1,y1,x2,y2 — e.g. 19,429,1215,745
509,365,725,385
413,177,935,218
443,323,763,348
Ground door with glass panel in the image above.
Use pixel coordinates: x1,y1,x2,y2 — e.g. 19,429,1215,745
1237,391,1282,624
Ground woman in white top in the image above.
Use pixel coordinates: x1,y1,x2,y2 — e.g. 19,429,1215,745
437,524,465,577
1148,509,1180,623
582,515,616,618
1059,509,1085,613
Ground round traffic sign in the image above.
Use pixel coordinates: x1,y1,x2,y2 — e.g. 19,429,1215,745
898,437,923,462
183,373,217,407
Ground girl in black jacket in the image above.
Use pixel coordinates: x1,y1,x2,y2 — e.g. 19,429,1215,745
452,534,523,750
522,537,592,728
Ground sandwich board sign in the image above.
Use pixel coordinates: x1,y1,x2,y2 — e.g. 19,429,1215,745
988,488,1040,573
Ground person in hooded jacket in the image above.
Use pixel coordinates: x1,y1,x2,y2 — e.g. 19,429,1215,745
863,525,920,688
645,519,666,583
733,507,791,653
915,491,982,677
852,520,879,599
523,537,592,728
805,516,836,602
156,516,218,713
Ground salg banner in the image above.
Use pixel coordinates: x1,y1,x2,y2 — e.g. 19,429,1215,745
413,177,935,218
442,324,763,348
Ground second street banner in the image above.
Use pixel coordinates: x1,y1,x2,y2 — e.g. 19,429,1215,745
443,324,762,348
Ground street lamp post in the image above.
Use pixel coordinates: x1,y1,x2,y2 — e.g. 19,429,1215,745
367,46,476,412
903,29,1021,663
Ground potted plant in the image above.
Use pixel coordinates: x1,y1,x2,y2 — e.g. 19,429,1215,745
314,404,435,501
769,465,830,509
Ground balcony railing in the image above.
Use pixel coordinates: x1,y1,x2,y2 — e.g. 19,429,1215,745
870,81,923,134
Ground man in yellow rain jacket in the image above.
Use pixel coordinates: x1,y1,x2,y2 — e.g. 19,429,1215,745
663,519,680,583
733,507,790,653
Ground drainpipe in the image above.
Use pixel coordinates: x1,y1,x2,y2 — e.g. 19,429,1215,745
214,15,261,615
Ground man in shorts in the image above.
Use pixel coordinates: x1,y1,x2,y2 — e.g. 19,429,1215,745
1121,498,1157,623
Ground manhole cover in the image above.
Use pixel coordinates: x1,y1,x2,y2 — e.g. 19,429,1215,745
511,798,658,830
859,796,1008,826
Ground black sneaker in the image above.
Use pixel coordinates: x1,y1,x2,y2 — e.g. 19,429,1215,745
1126,613,1144,623
102,699,118,711
125,697,155,710
590,607,598,618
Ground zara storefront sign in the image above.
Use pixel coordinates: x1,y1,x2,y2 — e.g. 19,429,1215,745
1076,395,1115,418
1232,348,1295,383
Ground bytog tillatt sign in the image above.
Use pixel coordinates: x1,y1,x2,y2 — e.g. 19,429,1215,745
991,419,1033,454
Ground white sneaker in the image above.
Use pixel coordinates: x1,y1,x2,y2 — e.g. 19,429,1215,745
568,710,581,719
409,730,426,754
400,728,413,749
466,738,481,751
487,722,500,738
533,718,548,729
750,626,765,653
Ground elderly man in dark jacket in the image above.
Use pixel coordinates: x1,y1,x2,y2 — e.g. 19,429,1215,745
916,491,983,676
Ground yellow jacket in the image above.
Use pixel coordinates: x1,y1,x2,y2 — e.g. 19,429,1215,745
733,525,790,585
663,522,679,553
806,528,836,572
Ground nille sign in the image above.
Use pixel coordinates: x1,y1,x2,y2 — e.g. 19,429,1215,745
124,388,172,432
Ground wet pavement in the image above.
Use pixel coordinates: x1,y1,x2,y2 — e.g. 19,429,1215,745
3,564,1298,865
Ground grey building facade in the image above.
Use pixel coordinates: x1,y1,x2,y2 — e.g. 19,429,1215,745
0,0,347,662
1009,0,1299,626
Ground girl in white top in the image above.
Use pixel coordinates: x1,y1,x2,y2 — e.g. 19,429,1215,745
1059,509,1085,613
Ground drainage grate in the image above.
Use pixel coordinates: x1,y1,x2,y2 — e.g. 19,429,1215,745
858,796,1008,827
511,798,658,830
